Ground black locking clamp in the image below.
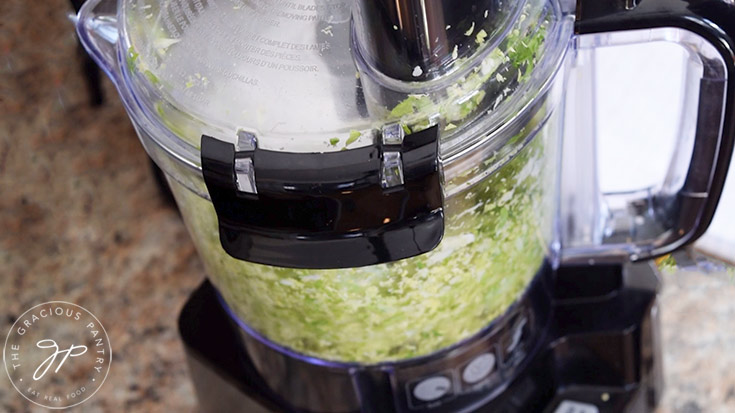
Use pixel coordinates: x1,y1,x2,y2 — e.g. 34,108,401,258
200,124,444,269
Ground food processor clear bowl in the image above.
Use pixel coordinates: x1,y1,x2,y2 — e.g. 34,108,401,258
78,0,735,409
77,0,573,364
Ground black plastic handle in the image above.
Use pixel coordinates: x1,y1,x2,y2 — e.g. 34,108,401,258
201,126,444,269
576,0,735,252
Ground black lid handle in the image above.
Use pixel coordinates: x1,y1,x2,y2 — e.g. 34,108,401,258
201,125,444,269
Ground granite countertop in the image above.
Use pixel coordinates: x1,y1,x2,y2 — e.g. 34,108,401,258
1,1,734,412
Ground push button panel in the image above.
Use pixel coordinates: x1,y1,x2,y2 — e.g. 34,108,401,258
390,306,538,412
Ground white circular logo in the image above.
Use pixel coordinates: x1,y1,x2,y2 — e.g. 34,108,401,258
3,301,112,409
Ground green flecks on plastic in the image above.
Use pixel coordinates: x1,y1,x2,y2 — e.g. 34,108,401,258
345,130,361,146
507,25,547,81
144,70,160,86
389,95,432,119
385,13,548,133
656,254,677,274
464,22,475,36
475,29,488,45
329,137,340,146
126,46,163,87
126,46,139,73
155,101,166,119
410,119,432,133
154,102,189,140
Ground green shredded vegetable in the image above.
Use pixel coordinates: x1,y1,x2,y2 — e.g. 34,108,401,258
507,26,547,81
144,70,160,86
389,95,433,119
475,29,488,45
170,123,556,363
345,130,361,146
385,13,548,133
126,46,139,74
656,254,678,274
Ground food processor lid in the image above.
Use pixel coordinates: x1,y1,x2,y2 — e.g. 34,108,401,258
119,0,565,268
120,0,555,155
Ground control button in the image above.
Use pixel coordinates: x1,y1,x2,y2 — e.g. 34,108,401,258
554,400,600,413
462,353,496,384
506,316,527,354
501,313,531,369
412,376,452,402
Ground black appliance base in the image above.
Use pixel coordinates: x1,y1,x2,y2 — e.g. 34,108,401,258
179,262,663,412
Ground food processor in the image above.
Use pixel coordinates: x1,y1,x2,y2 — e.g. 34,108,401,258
75,0,735,411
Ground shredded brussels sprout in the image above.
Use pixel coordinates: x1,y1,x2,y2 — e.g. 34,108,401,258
170,123,555,363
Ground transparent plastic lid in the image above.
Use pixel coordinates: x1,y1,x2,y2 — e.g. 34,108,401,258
120,0,566,163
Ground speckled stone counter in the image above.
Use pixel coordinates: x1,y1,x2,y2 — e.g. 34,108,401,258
1,1,201,411
657,256,735,413
0,1,734,412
